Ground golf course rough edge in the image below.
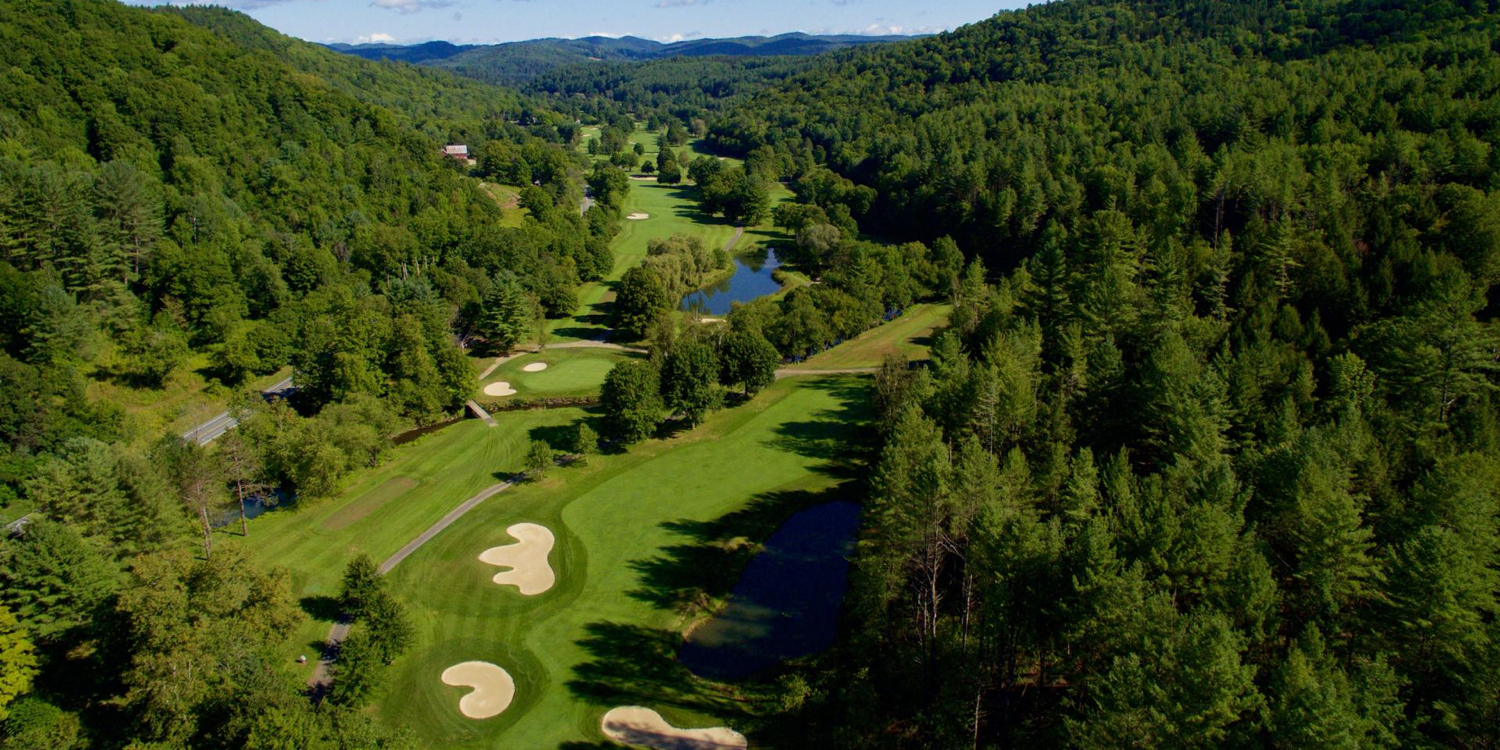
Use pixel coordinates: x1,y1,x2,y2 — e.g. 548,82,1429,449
441,662,516,719
600,706,748,749
478,523,557,595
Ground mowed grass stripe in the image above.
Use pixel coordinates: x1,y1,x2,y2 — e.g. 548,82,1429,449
377,376,870,748
237,408,586,681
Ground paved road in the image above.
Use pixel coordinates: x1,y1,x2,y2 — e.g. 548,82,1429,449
723,226,744,252
181,376,294,446
309,477,517,690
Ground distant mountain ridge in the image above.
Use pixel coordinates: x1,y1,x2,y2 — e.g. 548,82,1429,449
327,31,920,84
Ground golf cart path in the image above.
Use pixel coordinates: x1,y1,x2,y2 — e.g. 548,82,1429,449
309,477,516,690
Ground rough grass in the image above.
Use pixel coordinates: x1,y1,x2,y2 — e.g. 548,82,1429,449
372,376,870,747
792,303,952,370
83,348,292,447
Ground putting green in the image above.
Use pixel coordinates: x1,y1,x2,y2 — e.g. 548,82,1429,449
478,349,635,402
373,376,869,747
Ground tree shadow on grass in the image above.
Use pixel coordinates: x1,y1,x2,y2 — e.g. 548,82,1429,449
626,487,848,613
529,423,578,452
565,621,750,716
299,595,340,622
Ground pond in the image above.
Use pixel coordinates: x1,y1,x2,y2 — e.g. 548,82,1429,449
678,500,861,681
680,248,783,316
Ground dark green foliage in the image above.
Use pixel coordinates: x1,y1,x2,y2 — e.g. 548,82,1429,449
337,554,382,622
524,439,555,479
660,340,722,425
570,421,599,464
0,519,119,645
0,697,81,750
600,360,663,444
613,267,672,341
719,329,780,395
363,592,414,666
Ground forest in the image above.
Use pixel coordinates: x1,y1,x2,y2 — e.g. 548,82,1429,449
0,0,619,745
694,0,1500,747
3,0,1500,746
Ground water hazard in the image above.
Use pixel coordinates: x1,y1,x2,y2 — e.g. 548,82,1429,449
680,248,783,316
678,500,861,680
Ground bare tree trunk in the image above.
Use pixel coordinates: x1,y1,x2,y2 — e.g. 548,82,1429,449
199,505,213,558
238,481,249,537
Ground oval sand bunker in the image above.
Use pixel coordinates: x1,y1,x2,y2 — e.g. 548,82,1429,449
522,362,549,372
441,661,515,719
601,706,747,749
479,523,556,595
483,381,516,397
625,212,650,220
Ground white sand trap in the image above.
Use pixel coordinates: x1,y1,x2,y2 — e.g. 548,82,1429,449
522,362,549,372
478,523,556,595
699,317,725,324
601,706,747,749
483,381,516,397
626,212,650,220
441,662,515,719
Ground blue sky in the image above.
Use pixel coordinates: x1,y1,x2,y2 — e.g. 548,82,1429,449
126,0,1026,45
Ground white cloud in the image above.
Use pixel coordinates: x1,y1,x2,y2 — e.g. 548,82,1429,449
369,0,453,14
355,32,398,43
584,31,626,38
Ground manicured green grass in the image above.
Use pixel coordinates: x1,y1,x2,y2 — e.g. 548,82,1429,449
549,179,738,343
372,376,869,747
234,407,586,682
476,348,637,402
792,303,953,370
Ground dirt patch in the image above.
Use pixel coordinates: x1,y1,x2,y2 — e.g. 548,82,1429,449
478,523,556,595
321,477,418,531
600,706,747,749
441,661,515,719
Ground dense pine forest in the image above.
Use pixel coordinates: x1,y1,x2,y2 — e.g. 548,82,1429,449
3,0,1500,746
0,0,618,745
700,0,1500,747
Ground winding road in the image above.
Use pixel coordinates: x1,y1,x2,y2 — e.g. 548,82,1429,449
181,375,294,446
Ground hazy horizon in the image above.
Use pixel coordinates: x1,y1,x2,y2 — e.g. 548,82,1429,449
121,0,1022,47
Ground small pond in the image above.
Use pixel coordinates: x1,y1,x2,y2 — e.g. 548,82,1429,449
680,248,783,316
678,500,861,681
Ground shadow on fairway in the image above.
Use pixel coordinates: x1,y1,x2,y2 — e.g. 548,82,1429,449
529,423,579,452
566,375,870,716
626,488,840,613
299,595,340,622
565,622,748,715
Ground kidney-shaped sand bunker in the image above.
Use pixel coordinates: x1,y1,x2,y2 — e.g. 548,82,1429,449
440,661,515,720
600,706,747,749
478,523,556,595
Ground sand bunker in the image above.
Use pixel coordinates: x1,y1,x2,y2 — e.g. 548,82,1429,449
522,362,549,372
483,381,516,397
441,661,515,719
478,523,556,595
601,706,747,749
625,212,650,220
